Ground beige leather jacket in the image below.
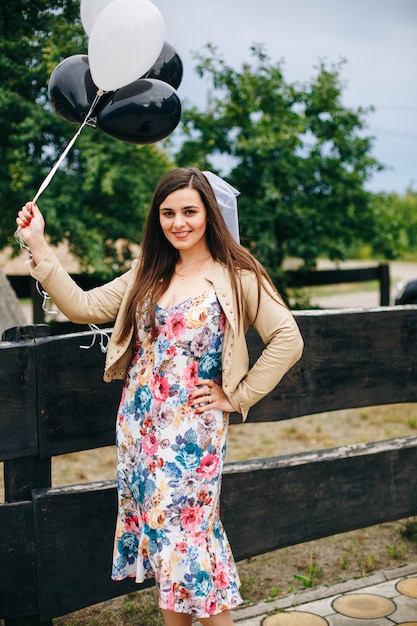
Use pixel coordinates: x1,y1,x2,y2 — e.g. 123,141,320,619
29,249,303,420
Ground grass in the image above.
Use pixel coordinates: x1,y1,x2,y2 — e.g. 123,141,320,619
401,519,417,544
288,279,381,300
225,403,417,463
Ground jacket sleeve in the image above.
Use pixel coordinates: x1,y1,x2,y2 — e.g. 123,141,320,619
228,274,304,420
27,248,134,324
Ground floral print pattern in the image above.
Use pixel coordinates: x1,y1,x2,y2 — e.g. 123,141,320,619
112,290,242,617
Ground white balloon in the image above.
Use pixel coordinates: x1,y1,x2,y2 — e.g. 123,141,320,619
88,0,165,92
80,0,116,37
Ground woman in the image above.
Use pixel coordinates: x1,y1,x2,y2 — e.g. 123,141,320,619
16,168,303,626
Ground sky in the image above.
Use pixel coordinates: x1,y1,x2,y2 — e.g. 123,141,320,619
153,0,417,195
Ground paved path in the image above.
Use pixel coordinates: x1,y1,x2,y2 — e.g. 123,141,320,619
232,562,417,625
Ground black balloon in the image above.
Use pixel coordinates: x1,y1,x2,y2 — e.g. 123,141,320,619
142,42,183,90
96,79,182,144
48,54,111,124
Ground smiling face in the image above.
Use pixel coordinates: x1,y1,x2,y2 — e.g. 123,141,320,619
159,187,209,254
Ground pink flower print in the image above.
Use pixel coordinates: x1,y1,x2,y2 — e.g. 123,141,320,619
163,312,187,340
205,592,218,615
125,513,140,533
215,561,230,589
150,374,170,402
166,344,177,358
182,362,199,388
197,454,220,482
192,531,207,547
175,541,188,555
142,432,159,457
180,505,205,532
165,588,177,611
220,311,226,333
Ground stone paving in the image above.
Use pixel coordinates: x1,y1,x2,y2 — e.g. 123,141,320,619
232,562,417,626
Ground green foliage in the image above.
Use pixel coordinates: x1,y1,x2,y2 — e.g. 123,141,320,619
401,518,417,544
0,0,174,276
175,44,398,282
385,543,406,560
293,561,323,589
385,188,417,260
0,1,82,241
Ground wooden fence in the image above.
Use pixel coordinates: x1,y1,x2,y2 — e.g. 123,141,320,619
1,304,417,625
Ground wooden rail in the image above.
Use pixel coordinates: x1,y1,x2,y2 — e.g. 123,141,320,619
286,263,391,306
1,304,416,624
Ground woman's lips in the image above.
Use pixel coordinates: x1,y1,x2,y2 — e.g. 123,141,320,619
172,231,191,239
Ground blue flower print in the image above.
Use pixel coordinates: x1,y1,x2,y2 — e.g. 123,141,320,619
198,351,222,380
175,442,203,470
163,462,182,486
170,488,188,507
135,385,152,412
129,469,156,503
144,476,157,497
184,428,197,444
145,523,170,555
117,531,139,566
173,428,197,449
210,333,223,353
155,335,171,366
193,570,213,597
129,469,145,503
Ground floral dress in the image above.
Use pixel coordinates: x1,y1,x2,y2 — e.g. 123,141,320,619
112,289,242,617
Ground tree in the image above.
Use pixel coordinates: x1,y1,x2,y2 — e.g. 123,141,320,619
386,188,417,258
0,0,174,276
0,0,82,243
175,44,398,282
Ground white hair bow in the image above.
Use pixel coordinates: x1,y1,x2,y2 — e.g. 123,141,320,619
203,171,240,243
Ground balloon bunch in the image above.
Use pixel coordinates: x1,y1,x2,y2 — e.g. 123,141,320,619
25,0,182,204
48,0,183,145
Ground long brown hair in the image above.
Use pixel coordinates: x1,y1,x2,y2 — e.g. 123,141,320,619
116,167,277,343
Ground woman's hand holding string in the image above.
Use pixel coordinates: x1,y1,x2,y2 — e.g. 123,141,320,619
16,201,49,265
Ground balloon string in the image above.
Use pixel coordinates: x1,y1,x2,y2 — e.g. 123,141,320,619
15,91,104,255
15,90,110,352
32,91,103,203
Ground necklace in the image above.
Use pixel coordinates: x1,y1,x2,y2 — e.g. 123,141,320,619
174,255,212,281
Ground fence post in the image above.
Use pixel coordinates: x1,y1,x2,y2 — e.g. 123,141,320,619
379,263,390,306
2,325,53,626
30,279,45,325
